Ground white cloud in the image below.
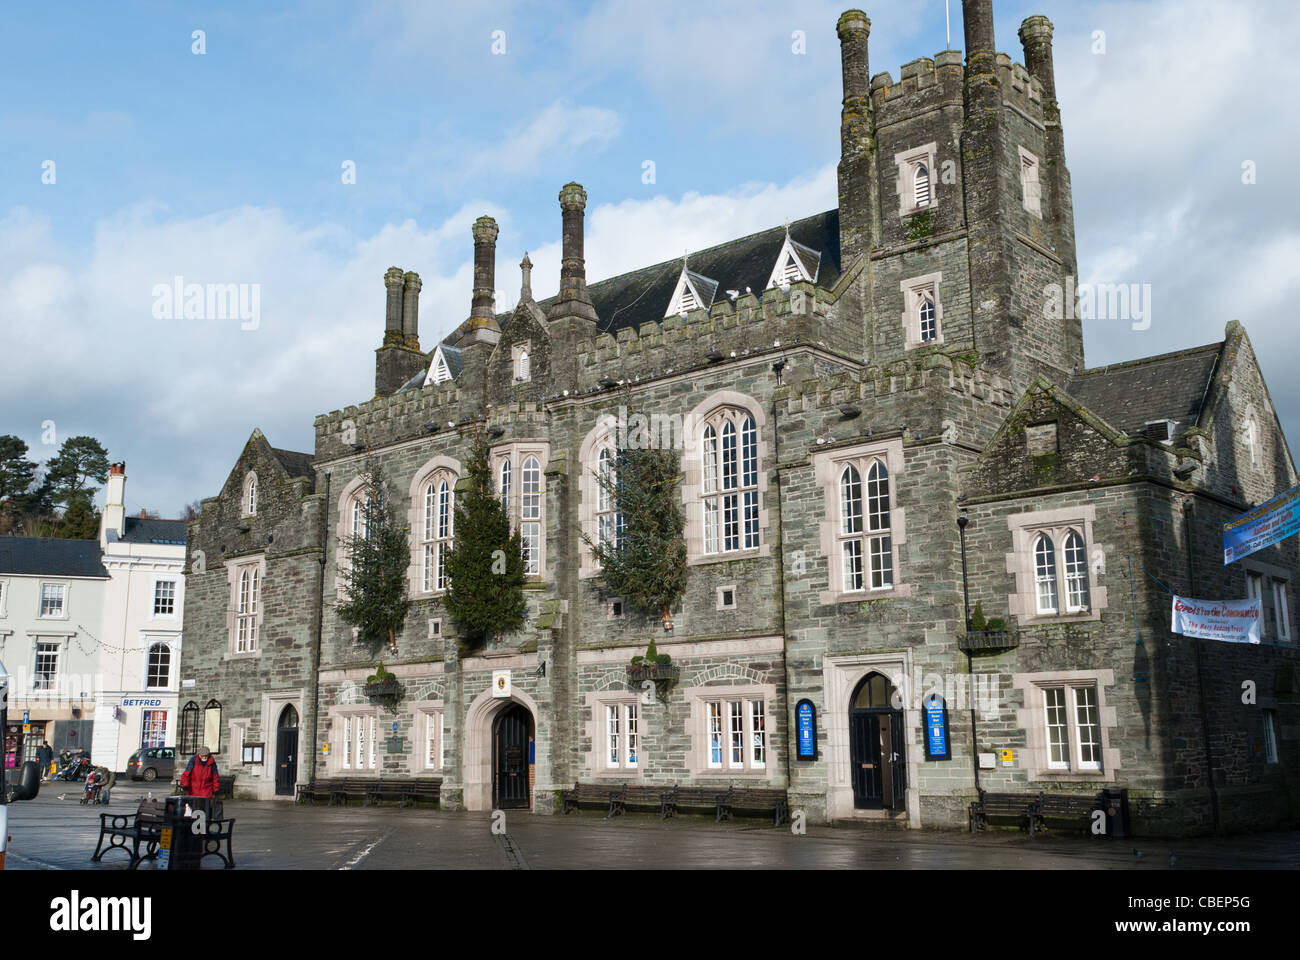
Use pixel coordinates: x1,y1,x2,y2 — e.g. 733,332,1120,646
475,100,622,177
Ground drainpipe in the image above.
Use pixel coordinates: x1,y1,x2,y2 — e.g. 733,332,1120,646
1184,500,1220,833
309,470,331,783
771,390,794,799
958,509,980,792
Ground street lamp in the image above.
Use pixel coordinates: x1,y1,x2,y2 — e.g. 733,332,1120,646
957,508,971,632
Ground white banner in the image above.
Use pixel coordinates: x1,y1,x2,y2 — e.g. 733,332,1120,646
1171,595,1261,643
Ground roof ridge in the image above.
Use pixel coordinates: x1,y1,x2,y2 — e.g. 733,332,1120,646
1070,340,1223,379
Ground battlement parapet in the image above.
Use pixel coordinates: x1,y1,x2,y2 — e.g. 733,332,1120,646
869,50,1041,122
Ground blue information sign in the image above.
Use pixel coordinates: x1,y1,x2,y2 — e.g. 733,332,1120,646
924,695,950,760
796,700,817,760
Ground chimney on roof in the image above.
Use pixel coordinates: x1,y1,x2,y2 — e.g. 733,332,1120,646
963,0,996,79
402,271,422,350
547,183,598,324
384,267,405,346
471,216,499,325
101,462,127,547
139,508,147,519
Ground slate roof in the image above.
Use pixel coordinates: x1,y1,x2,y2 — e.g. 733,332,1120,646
1065,342,1223,440
0,537,109,578
510,209,841,337
270,447,316,482
120,517,187,546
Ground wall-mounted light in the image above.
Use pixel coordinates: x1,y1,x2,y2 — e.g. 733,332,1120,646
535,662,546,678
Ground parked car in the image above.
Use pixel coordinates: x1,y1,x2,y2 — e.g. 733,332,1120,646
127,747,176,782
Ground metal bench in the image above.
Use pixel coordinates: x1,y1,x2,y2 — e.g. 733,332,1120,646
92,798,166,868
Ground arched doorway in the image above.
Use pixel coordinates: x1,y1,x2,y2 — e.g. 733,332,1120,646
275,705,299,796
849,672,906,810
492,702,533,809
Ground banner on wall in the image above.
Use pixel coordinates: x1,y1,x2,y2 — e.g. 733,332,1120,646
1171,595,1261,644
1223,482,1300,564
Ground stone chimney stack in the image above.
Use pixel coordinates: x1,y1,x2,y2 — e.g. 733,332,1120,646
520,252,533,302
100,461,126,547
470,216,499,324
547,183,598,324
376,266,430,396
384,267,405,345
836,10,876,266
401,271,421,350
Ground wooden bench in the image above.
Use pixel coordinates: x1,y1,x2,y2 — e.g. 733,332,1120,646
715,785,789,827
969,790,1040,835
1033,792,1103,835
661,785,728,821
364,778,442,809
562,782,626,818
92,798,167,868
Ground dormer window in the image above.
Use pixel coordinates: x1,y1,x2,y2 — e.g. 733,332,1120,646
666,266,718,318
765,232,821,290
243,473,257,517
425,345,454,386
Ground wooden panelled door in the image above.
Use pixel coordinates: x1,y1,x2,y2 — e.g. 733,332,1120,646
276,705,298,796
492,703,532,809
849,672,906,811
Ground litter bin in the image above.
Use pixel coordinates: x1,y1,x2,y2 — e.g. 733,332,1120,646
1102,787,1129,839
161,796,204,870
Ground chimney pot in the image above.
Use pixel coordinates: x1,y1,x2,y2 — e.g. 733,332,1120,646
549,183,597,321
402,271,422,350
470,216,499,327
383,267,405,346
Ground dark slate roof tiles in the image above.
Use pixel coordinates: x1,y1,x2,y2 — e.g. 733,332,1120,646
120,517,187,545
1064,342,1223,440
0,537,109,578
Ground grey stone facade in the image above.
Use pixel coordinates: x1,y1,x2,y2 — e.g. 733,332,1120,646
181,2,1299,835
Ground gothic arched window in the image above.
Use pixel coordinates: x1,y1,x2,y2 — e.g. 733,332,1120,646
701,409,760,554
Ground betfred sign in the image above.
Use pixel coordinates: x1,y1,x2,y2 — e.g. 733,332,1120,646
121,698,164,707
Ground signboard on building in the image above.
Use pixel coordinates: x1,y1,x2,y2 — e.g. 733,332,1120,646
1223,482,1300,564
1172,595,1261,644
795,700,817,760
492,670,511,699
924,695,950,760
1000,749,1014,767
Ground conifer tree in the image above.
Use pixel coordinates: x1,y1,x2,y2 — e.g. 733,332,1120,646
444,434,527,647
336,462,411,655
585,437,688,624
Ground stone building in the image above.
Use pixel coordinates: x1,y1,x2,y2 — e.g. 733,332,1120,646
181,1,1298,833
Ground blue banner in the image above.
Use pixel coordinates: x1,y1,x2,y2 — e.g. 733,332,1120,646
924,696,949,760
1223,482,1300,564
796,700,817,760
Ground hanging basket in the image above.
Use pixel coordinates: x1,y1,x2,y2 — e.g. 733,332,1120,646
363,679,403,699
626,662,680,683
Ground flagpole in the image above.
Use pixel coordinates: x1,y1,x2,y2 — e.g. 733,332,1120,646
946,0,951,50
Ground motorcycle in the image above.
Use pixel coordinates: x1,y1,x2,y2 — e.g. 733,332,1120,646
54,755,93,782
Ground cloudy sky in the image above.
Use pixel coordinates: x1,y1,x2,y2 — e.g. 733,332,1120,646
2,0,1297,516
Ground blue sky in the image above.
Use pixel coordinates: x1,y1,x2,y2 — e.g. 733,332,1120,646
3,0,1299,515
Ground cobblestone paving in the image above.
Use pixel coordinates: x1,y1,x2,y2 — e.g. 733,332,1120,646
7,783,1298,870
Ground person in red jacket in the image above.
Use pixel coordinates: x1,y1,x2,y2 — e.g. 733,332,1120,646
180,746,221,798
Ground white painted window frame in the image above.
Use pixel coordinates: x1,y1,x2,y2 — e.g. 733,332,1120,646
38,581,69,620
894,142,939,217
900,272,943,350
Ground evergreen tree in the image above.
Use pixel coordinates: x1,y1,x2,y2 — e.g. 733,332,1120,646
585,438,688,623
0,435,37,503
444,434,526,647
335,462,411,655
57,497,100,539
46,436,110,509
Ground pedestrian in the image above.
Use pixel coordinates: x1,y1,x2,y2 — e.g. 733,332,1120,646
179,745,221,800
35,740,53,782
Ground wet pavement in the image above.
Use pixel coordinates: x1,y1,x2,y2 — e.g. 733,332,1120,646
7,781,1298,870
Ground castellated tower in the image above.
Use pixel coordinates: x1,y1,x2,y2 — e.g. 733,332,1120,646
837,1,1082,395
